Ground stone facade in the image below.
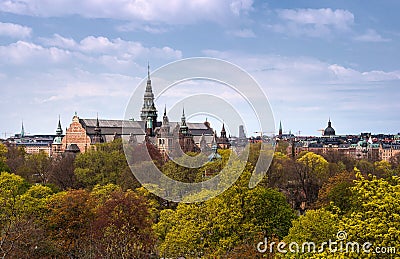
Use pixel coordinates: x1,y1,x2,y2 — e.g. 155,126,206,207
61,114,91,153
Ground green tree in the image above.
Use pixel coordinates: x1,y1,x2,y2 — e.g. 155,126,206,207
26,151,52,184
336,170,400,258
315,170,355,213
263,152,291,188
283,209,338,257
0,172,54,258
47,153,78,190
0,143,10,172
0,172,29,257
285,169,400,258
5,145,26,175
45,189,94,257
74,140,139,190
154,170,295,258
295,152,329,206
92,189,156,258
276,140,289,154
373,160,395,179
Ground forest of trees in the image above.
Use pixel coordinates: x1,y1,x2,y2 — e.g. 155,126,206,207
1,139,399,258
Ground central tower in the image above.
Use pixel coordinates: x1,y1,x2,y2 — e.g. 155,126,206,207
140,64,158,135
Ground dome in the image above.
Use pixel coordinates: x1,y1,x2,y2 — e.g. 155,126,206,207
323,119,336,136
53,136,63,144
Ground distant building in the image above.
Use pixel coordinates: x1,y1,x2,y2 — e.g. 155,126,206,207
6,122,54,156
285,120,398,161
323,118,336,136
52,117,64,155
61,112,146,153
59,64,226,155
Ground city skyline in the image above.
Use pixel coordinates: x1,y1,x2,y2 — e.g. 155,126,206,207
1,1,399,136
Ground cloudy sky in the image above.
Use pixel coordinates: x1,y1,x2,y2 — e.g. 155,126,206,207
0,0,399,137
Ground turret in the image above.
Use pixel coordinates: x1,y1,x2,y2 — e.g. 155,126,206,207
140,63,158,135
179,107,189,135
92,114,104,144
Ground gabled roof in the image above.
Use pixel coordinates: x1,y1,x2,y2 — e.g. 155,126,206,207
166,122,214,136
79,119,145,135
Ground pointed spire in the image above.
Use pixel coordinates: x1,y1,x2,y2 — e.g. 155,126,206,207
94,113,101,134
93,113,103,143
141,62,158,123
208,130,221,161
220,123,227,139
279,120,283,136
21,120,25,138
96,113,100,127
211,132,216,150
147,61,150,80
181,106,186,126
179,106,189,134
56,115,63,136
162,105,169,125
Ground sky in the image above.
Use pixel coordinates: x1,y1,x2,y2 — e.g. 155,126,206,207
0,0,399,137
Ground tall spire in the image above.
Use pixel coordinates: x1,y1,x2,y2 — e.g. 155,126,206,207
279,120,283,136
56,115,63,136
181,106,186,126
180,106,189,134
140,62,158,129
147,62,150,80
53,116,63,145
220,123,227,138
95,113,100,133
21,120,25,138
93,113,103,144
162,105,169,125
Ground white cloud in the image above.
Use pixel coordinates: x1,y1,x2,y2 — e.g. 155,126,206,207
0,22,32,38
203,50,400,99
230,0,253,16
328,64,400,82
354,29,391,42
361,70,400,81
116,22,170,34
0,0,253,24
39,34,182,60
39,34,77,49
269,8,354,37
1,35,182,72
0,41,71,64
39,72,139,102
227,28,256,38
278,8,354,29
201,50,400,135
